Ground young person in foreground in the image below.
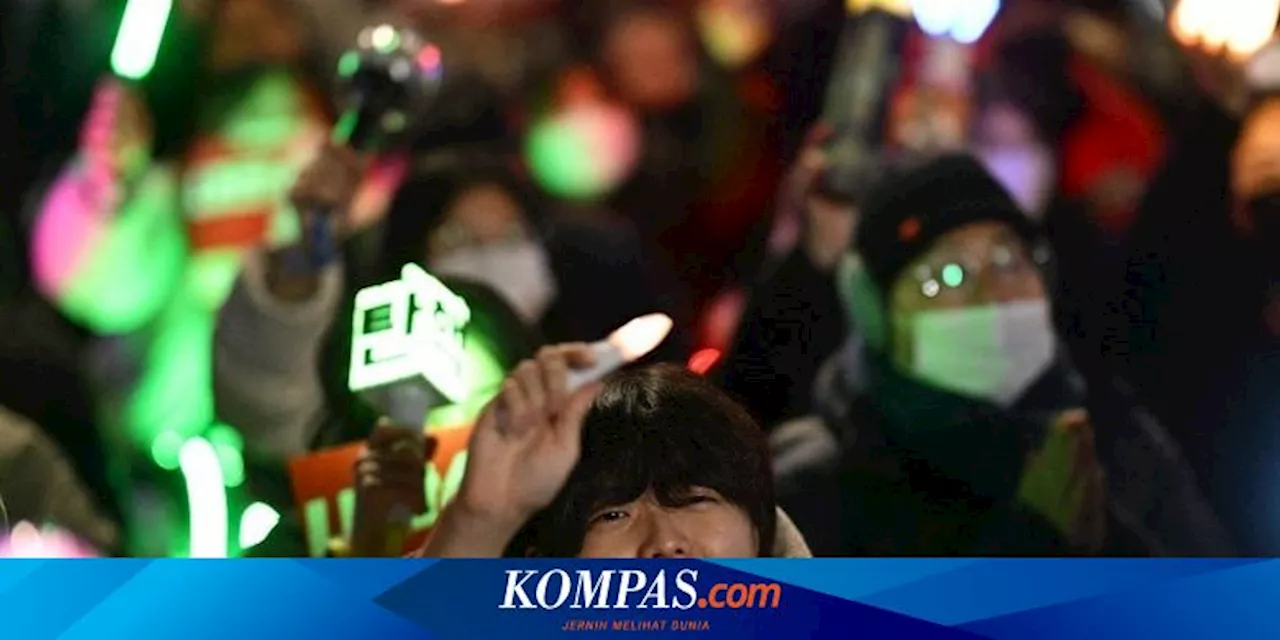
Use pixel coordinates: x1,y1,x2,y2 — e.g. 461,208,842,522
353,347,810,558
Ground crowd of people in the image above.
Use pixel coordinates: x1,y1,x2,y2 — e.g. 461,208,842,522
0,0,1278,559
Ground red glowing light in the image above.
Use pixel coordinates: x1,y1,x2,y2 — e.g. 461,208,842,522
687,348,723,375
417,45,442,72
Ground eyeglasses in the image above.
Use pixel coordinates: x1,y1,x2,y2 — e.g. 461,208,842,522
909,241,1049,302
431,219,533,256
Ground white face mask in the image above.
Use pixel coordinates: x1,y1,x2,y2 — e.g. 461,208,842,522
975,144,1056,219
908,300,1056,407
430,240,559,325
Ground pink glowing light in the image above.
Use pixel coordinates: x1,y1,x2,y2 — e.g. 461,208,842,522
31,169,110,300
0,522,103,558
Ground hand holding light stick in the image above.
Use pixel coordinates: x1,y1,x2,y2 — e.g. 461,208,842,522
565,314,675,391
307,25,443,268
348,263,471,555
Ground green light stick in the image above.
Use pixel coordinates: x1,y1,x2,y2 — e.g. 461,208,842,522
349,263,470,554
349,262,472,424
111,0,175,80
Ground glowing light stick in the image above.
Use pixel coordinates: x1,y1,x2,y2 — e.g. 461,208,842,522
565,314,674,391
911,0,1001,45
307,25,443,266
180,437,228,558
111,0,175,80
349,263,471,412
349,263,470,553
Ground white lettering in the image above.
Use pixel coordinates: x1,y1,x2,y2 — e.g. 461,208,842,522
637,569,669,609
571,570,614,609
535,569,572,609
500,570,538,609
614,570,648,609
672,569,699,610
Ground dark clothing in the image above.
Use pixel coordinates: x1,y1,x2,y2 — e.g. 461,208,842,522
716,247,847,428
773,342,1232,557
1118,97,1280,554
541,208,692,364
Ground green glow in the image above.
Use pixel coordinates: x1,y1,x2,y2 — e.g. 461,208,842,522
426,336,505,427
941,263,965,288
304,497,330,558
525,116,600,200
338,52,360,78
219,74,310,147
123,287,216,448
110,0,174,80
179,437,228,558
207,424,245,487
59,169,186,334
350,263,472,402
150,430,183,470
238,502,280,550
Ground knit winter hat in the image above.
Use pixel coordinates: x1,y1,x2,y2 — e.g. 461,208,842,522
854,153,1040,294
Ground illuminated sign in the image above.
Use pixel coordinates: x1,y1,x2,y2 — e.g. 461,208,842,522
288,424,472,557
349,263,471,402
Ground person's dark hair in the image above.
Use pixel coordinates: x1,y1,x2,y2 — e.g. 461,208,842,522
377,155,549,281
510,364,776,557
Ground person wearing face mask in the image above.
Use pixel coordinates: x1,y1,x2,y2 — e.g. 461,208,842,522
376,157,689,361
22,0,371,554
354,352,810,558
770,154,1230,557
1118,42,1280,555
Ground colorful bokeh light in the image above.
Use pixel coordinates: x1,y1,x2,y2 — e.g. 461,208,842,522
696,0,774,69
525,101,640,201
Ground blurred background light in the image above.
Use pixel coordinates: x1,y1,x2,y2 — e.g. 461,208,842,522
524,101,640,201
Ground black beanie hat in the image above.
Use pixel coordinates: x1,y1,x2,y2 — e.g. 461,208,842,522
854,153,1041,295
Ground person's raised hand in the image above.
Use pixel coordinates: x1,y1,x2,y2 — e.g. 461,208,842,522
452,344,605,534
288,142,369,253
350,422,436,557
80,79,152,183
1016,410,1108,553
267,142,368,299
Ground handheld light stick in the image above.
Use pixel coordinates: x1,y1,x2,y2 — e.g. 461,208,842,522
309,25,444,267
111,0,175,80
349,263,471,552
817,7,906,202
565,314,675,391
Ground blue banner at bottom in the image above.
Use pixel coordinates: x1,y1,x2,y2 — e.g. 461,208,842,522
0,559,1275,639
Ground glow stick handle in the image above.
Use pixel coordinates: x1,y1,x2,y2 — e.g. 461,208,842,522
383,381,433,552
565,340,625,392
382,382,434,430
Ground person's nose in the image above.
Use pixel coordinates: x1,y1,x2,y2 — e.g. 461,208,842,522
636,511,693,559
